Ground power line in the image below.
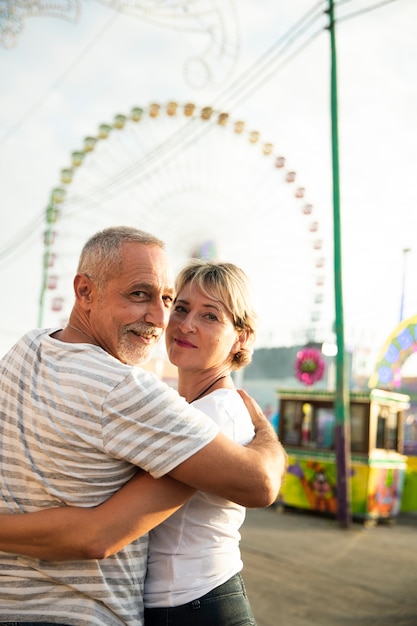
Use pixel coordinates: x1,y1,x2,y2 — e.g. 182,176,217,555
0,7,120,145
35,3,328,214
72,0,404,207
0,0,329,263
335,0,402,23
214,1,327,110
0,0,402,263
0,6,329,265
221,26,325,111
0,211,45,262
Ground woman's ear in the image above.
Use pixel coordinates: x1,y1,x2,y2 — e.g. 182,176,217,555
232,329,250,354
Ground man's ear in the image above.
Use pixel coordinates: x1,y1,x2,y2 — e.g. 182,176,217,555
73,273,93,306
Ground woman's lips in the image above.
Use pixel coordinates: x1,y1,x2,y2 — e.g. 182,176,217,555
174,337,196,348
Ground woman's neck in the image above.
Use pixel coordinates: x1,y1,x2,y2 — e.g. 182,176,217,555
179,370,233,403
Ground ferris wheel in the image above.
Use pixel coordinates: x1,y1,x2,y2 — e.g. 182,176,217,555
40,100,328,347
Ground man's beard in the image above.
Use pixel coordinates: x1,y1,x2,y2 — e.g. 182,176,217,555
119,323,161,366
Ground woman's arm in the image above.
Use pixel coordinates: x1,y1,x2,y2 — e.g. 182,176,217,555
0,472,194,561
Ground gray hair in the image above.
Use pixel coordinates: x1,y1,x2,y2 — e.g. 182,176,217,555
77,226,165,290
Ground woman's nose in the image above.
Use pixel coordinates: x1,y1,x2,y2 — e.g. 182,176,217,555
179,314,196,333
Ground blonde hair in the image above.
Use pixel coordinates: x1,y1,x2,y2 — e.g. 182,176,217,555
77,226,164,291
175,259,258,370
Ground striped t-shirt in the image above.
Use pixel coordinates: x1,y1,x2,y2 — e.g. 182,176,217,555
0,328,219,625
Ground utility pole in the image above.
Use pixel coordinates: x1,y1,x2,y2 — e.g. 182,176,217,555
327,0,352,528
399,247,411,322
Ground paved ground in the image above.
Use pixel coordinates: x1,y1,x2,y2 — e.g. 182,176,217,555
240,506,417,626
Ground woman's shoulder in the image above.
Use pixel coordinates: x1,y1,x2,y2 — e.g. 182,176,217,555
194,389,254,444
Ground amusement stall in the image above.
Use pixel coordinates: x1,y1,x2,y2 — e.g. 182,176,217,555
276,387,409,523
368,313,417,514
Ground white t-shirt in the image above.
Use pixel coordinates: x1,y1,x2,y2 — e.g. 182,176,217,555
0,329,219,626
144,388,255,608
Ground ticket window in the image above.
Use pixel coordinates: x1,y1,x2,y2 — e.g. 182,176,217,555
280,399,368,453
315,407,335,449
404,408,417,454
350,403,368,453
281,401,335,450
281,401,304,446
375,404,400,451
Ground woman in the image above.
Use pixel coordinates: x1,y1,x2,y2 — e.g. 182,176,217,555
0,259,267,625
144,259,258,625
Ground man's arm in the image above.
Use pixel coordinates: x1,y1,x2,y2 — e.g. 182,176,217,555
0,393,286,560
169,390,287,508
0,472,194,561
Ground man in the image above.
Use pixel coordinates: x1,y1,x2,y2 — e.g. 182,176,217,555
0,226,285,626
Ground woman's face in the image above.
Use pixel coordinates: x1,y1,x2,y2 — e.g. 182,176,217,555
165,281,242,372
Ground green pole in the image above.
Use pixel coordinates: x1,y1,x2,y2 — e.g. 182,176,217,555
38,201,57,327
38,207,51,328
328,0,351,527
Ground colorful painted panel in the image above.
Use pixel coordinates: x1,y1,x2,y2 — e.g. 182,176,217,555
279,453,406,519
401,456,417,512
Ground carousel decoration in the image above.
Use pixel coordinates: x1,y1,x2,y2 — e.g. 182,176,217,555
0,1,80,48
0,0,239,87
295,347,325,386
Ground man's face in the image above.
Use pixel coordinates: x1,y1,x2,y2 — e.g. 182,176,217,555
88,242,174,365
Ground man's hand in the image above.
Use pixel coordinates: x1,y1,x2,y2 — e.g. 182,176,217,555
237,389,277,436
169,390,288,508
238,388,288,488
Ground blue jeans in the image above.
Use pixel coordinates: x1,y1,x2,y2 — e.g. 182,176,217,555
144,572,257,626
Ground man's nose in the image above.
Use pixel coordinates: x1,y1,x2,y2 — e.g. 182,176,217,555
144,300,170,329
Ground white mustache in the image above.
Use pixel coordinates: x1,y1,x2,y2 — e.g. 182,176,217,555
127,324,160,338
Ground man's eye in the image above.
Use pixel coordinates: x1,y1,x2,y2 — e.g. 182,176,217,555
163,296,174,306
132,291,147,298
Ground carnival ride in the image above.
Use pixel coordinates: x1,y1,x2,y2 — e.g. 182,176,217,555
366,314,417,513
369,314,417,390
39,100,330,348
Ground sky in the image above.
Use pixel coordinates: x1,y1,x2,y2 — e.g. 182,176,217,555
1,0,416,378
